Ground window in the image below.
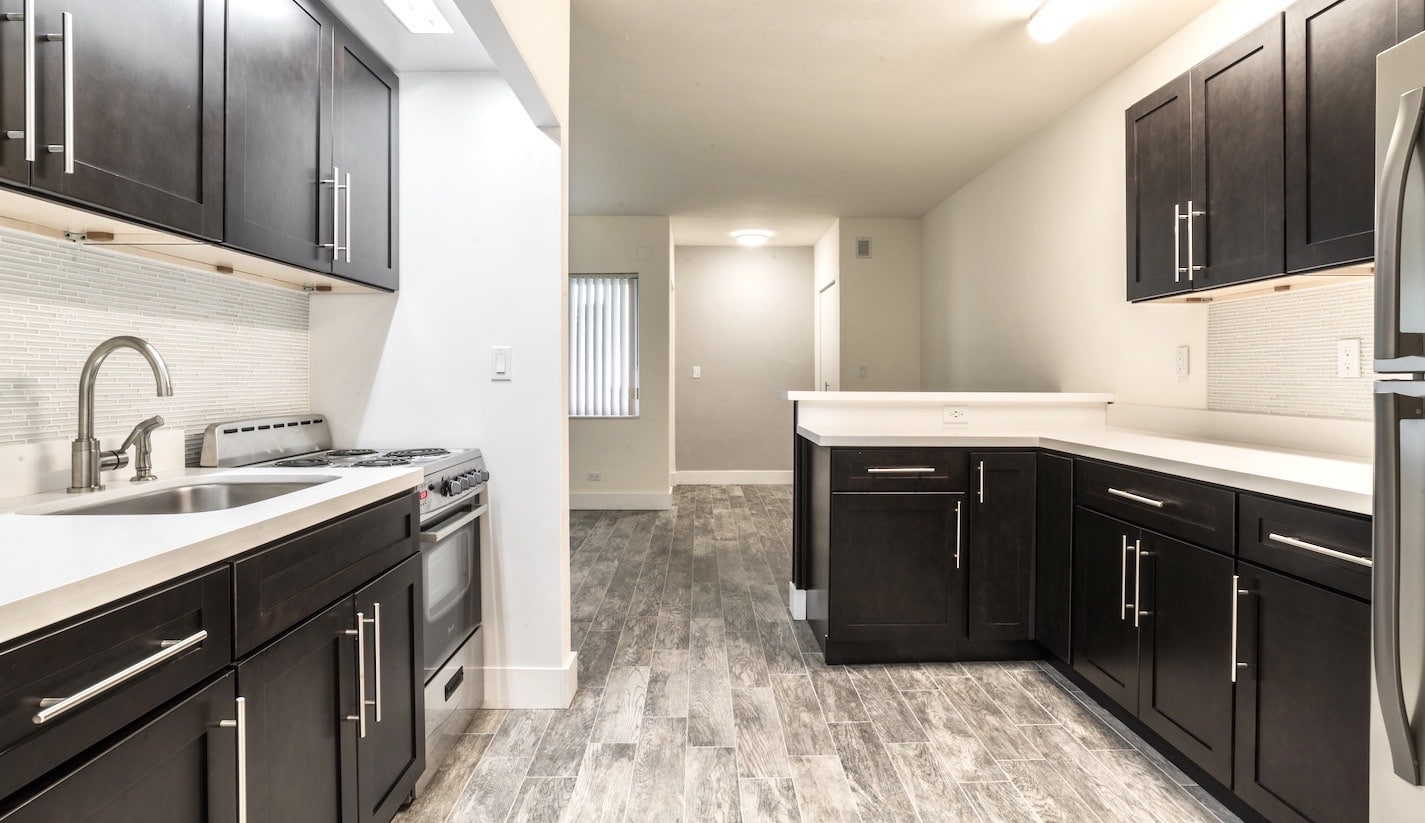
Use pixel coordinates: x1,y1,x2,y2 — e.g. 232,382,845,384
569,273,639,417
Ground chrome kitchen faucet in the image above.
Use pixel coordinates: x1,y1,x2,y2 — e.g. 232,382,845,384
69,336,173,492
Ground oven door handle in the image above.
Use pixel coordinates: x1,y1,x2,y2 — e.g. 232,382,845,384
421,505,487,543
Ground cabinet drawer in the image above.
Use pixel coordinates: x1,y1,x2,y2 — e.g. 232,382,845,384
831,449,966,493
1238,494,1370,600
0,566,231,803
1075,459,1235,553
233,491,419,657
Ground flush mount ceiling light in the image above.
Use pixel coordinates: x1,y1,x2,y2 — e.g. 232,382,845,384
1027,0,1100,43
732,229,773,247
380,0,454,34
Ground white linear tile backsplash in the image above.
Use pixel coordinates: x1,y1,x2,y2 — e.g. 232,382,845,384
1207,280,1373,421
0,227,309,465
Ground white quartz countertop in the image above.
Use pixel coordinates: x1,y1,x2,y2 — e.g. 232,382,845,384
798,424,1372,516
782,391,1115,405
0,465,422,646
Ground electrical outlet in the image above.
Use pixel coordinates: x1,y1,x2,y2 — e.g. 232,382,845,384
586,472,602,482
857,365,868,379
943,406,969,426
1337,338,1361,378
1175,345,1190,378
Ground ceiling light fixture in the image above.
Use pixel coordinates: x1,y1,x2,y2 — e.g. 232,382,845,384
380,0,454,34
1027,0,1098,44
732,229,773,247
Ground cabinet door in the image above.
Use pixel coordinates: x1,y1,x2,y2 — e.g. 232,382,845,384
1234,563,1368,823
332,28,398,291
1135,531,1234,784
29,0,223,239
238,597,359,823
1286,0,1401,272
1034,452,1073,662
355,555,424,823
967,452,1035,642
1126,74,1191,301
0,1,26,185
1189,15,1285,290
828,492,962,644
226,0,334,271
1072,508,1139,712
0,672,238,823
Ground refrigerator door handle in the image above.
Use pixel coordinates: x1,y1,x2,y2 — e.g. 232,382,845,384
1376,389,1422,784
1378,87,1425,365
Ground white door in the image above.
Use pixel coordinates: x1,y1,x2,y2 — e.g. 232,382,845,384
817,280,840,392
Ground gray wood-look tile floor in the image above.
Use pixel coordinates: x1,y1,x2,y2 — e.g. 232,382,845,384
396,485,1242,823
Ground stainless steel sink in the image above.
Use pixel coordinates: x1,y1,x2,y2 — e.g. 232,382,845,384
46,478,335,516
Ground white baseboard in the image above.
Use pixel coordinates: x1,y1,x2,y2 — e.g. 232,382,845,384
674,470,793,485
482,652,579,709
569,491,672,510
787,582,806,620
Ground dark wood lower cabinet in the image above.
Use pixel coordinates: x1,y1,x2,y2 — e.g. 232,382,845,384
0,673,239,822
1072,507,1140,711
1234,562,1369,823
967,452,1036,641
828,491,964,645
1035,452,1073,661
239,554,422,823
1136,531,1235,785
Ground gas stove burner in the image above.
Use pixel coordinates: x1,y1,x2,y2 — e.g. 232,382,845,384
385,448,449,459
326,449,379,458
273,457,332,468
353,458,412,467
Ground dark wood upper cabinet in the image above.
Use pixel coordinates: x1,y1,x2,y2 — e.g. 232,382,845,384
226,0,334,273
1189,15,1286,291
1286,0,1411,272
333,29,399,292
226,2,399,291
966,452,1036,642
6,0,225,239
1126,76,1192,301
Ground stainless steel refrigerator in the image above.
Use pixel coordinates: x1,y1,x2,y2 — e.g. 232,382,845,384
1374,29,1425,820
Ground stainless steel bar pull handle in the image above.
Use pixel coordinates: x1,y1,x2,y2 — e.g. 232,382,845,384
1375,390,1421,782
1173,204,1186,283
219,696,248,823
954,500,962,570
2,0,34,152
1186,199,1204,281
1120,535,1130,621
1378,87,1425,365
1266,533,1373,568
372,602,382,722
866,466,936,474
344,611,373,738
977,461,985,503
1230,576,1245,683
344,171,352,263
1133,540,1144,628
41,11,71,173
1107,487,1165,509
34,629,208,724
321,165,346,257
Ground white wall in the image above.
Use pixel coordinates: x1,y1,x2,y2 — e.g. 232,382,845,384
310,71,572,708
919,0,1294,404
813,221,840,392
673,245,814,479
840,218,921,390
568,216,673,509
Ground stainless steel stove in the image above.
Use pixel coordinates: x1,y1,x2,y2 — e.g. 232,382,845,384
200,414,489,797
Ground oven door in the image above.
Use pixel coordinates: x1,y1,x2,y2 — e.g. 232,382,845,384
419,503,485,683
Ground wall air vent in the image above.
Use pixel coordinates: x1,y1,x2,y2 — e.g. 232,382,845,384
856,237,872,259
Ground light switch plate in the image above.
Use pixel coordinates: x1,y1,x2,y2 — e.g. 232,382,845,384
492,346,513,381
692,365,701,379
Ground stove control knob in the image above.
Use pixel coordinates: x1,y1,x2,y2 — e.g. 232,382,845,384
477,469,490,482
449,478,465,495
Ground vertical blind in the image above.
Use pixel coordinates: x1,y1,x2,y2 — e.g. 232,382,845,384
569,274,639,417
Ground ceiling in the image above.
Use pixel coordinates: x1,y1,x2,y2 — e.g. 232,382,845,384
329,0,495,72
570,0,1221,243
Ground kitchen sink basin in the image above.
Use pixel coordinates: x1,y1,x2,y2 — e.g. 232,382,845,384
42,478,336,516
